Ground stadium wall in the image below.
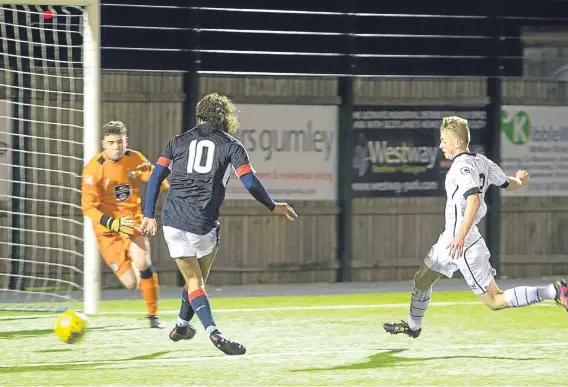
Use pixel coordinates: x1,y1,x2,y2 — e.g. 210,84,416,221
104,73,568,286
2,71,567,287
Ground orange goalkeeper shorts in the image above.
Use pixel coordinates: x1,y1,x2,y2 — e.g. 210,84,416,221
95,214,143,277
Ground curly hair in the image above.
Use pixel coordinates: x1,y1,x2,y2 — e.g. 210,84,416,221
195,93,239,134
102,120,127,139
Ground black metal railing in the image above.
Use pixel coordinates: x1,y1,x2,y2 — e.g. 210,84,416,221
100,1,568,78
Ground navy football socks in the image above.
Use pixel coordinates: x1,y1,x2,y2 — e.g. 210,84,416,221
176,284,195,327
188,288,218,334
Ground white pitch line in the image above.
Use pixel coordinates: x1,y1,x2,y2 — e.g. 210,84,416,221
0,300,557,320
97,301,482,315
0,341,563,370
95,300,556,315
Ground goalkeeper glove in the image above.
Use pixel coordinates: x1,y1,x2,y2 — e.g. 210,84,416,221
128,162,153,179
101,215,136,236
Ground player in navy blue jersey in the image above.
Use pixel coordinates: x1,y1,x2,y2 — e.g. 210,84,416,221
140,93,297,356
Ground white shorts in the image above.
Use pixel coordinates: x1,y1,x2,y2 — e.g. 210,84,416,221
162,225,219,259
424,235,496,295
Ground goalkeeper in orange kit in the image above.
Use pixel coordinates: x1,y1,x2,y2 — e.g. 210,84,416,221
81,121,169,328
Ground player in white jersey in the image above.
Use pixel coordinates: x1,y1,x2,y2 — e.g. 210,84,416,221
383,116,568,338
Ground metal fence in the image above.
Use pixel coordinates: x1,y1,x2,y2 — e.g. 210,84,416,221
96,1,568,286
101,1,568,78
5,2,567,289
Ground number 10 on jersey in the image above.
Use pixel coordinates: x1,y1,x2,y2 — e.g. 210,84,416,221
187,139,215,174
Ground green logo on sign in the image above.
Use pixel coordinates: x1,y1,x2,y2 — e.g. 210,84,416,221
502,110,530,145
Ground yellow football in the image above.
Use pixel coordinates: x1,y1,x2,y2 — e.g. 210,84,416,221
54,310,88,344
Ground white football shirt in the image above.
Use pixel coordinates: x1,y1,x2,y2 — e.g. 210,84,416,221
442,152,509,242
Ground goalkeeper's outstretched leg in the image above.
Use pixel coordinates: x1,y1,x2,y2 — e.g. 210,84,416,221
96,231,164,329
128,235,164,329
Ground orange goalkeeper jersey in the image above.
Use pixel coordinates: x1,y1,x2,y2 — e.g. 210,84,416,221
81,149,162,234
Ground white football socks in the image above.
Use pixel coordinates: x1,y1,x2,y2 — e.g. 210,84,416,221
503,284,556,308
408,287,432,331
176,317,189,327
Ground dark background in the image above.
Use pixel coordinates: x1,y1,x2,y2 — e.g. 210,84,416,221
98,0,568,76
1,1,567,289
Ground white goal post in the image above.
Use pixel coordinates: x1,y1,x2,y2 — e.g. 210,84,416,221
0,0,100,314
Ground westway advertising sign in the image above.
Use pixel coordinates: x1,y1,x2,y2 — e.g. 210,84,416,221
225,104,337,200
352,106,487,197
502,106,568,196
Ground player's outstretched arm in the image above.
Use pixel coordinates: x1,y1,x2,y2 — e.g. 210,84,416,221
239,172,297,221
505,170,530,191
141,161,171,237
230,140,297,220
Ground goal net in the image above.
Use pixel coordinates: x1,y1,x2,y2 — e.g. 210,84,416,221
0,2,100,313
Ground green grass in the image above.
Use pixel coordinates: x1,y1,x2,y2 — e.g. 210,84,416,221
0,290,566,386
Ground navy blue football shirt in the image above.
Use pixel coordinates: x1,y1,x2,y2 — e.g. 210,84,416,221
156,123,253,235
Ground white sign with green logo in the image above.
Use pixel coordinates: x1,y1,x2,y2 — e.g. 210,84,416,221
502,105,568,196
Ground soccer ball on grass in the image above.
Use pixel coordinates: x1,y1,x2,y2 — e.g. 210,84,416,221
54,310,88,344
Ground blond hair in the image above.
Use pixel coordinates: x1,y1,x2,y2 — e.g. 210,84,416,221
440,116,470,147
196,93,239,134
